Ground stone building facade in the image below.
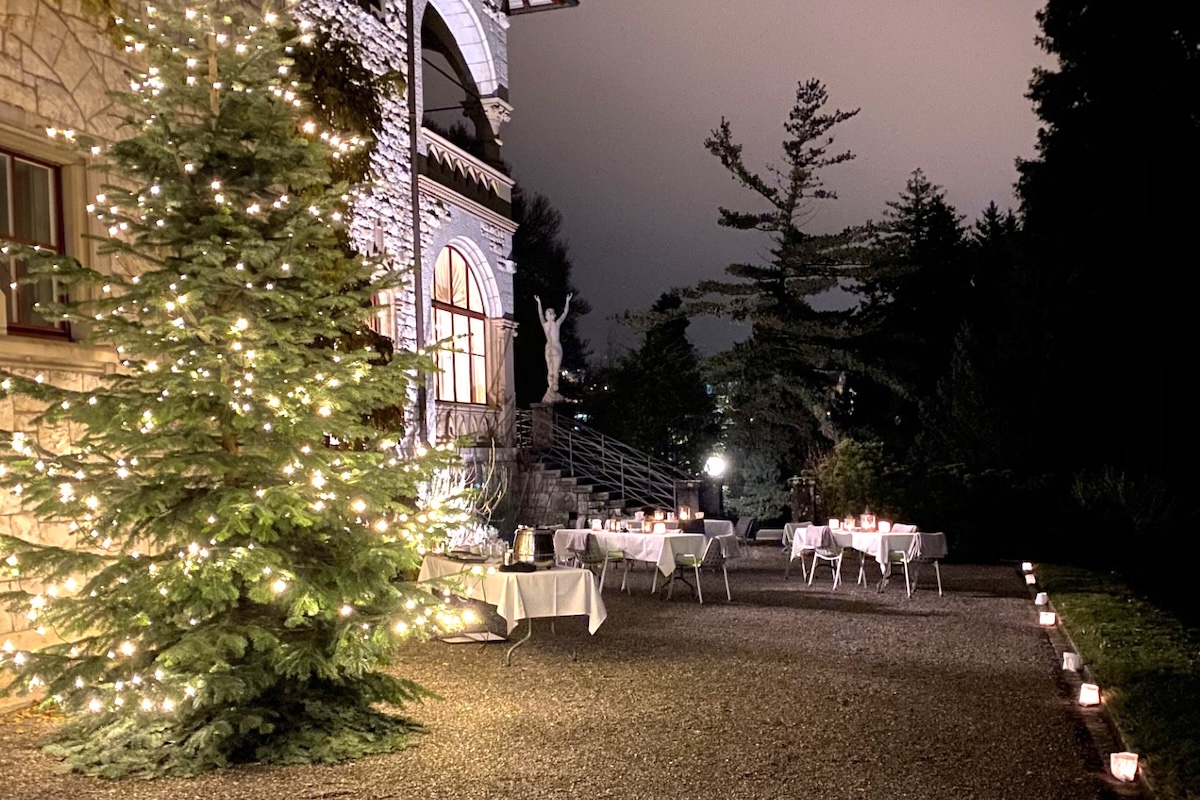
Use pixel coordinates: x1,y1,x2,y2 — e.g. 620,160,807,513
0,0,577,700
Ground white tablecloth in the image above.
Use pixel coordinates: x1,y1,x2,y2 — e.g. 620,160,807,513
791,527,948,573
418,554,607,634
554,529,708,576
852,531,949,576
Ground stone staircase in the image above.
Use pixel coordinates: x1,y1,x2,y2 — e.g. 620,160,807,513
513,407,694,529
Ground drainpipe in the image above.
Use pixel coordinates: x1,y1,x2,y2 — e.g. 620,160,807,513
406,0,428,442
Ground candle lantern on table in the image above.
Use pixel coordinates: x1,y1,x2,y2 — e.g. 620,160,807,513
860,510,876,531
878,520,892,533
653,521,667,534
842,516,855,531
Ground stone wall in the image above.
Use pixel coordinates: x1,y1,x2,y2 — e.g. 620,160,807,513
0,0,133,141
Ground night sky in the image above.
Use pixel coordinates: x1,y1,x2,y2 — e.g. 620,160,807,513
501,0,1050,356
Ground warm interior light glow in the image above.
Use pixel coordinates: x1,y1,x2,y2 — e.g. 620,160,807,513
653,521,667,534
1078,683,1101,706
1021,561,1034,572
1110,752,1139,782
878,520,892,533
1039,611,1056,626
828,518,840,530
590,518,602,530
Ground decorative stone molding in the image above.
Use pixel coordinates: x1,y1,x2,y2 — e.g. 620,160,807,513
479,219,509,256
434,401,508,445
480,95,512,141
417,174,518,235
421,126,513,201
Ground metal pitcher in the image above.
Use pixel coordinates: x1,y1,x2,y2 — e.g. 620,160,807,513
512,525,556,569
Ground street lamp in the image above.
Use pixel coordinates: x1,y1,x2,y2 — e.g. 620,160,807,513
700,454,726,518
703,455,727,479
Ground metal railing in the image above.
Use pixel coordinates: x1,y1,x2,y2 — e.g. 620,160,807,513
514,408,690,511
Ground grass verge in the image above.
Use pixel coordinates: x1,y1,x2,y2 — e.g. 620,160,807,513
1039,564,1200,800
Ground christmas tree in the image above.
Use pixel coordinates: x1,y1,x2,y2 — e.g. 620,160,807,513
0,0,472,777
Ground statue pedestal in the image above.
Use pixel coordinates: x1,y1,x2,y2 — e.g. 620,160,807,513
530,402,556,447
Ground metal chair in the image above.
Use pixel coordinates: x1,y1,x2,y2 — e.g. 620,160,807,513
733,516,754,546
808,528,851,589
784,522,813,579
574,533,630,594
666,537,730,604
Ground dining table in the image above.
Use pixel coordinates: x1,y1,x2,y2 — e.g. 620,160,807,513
418,553,607,664
788,525,948,589
553,528,708,579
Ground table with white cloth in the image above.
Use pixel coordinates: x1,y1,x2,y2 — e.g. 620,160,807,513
788,526,948,589
850,531,948,577
553,529,707,578
418,554,607,663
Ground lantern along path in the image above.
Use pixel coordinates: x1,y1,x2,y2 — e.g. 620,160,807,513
0,550,1145,799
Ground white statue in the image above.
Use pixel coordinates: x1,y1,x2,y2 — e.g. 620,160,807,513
534,293,572,402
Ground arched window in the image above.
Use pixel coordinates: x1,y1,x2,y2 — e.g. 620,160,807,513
433,245,487,404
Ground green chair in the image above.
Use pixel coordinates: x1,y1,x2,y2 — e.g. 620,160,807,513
666,537,730,604
575,533,630,594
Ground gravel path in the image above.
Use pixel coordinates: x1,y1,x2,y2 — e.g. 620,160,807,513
0,547,1145,800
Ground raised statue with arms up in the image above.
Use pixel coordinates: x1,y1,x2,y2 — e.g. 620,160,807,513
534,293,572,403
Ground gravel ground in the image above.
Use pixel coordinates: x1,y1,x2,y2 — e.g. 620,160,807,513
0,547,1148,800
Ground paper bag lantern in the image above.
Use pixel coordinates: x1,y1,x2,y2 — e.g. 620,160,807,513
1025,573,1037,585
1062,652,1082,671
1021,561,1034,573
1039,611,1057,626
1035,592,1048,605
1110,752,1138,782
1078,683,1100,706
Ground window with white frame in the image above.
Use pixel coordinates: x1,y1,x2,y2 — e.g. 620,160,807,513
1,148,65,335
432,244,487,404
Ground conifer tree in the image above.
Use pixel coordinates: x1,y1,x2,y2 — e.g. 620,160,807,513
852,169,967,439
0,0,469,776
690,78,864,486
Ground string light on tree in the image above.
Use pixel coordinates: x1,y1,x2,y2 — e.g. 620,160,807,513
0,0,471,778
